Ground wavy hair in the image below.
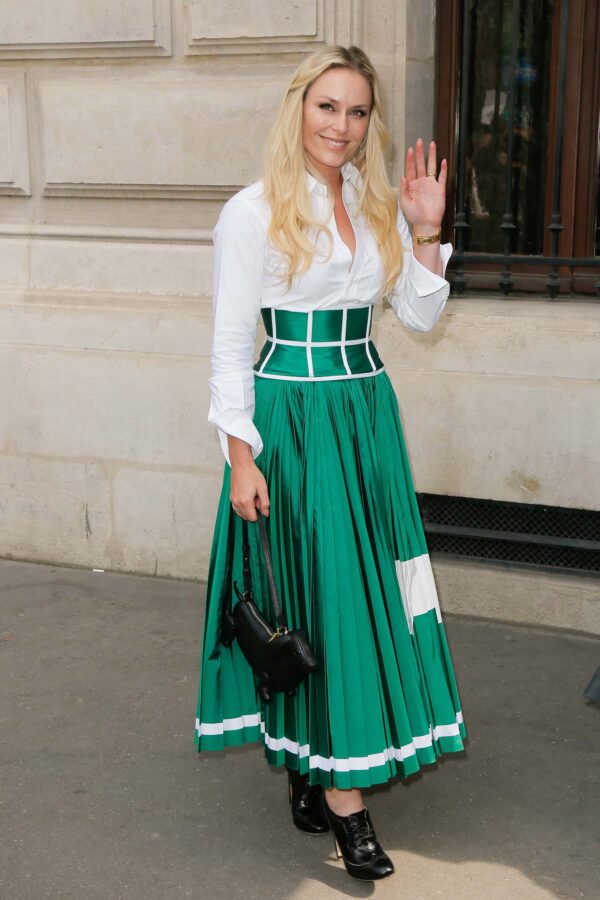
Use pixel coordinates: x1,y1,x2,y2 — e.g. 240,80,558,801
261,45,403,297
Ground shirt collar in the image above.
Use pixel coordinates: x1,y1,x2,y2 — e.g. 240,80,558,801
304,159,363,196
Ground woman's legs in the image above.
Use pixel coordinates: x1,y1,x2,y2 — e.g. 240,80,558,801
324,787,366,815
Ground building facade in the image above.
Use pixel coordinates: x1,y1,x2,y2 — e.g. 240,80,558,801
0,1,598,633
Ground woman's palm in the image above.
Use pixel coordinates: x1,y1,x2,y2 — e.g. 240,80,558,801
399,137,447,229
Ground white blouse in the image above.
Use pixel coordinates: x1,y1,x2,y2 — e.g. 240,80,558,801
208,159,453,465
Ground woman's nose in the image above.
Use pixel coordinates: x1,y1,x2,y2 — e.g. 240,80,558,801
331,112,351,133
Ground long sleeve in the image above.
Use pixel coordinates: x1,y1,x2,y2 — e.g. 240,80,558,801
207,195,266,466
386,203,453,332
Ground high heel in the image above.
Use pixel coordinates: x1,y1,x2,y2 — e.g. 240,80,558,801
321,793,394,881
286,767,330,834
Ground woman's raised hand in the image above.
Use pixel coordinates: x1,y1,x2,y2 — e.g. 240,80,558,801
399,138,447,232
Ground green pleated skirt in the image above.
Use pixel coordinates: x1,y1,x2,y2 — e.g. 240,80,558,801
195,307,467,789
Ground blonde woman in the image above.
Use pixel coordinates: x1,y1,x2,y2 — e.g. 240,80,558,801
195,45,467,882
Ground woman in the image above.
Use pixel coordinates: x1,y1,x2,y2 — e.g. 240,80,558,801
195,44,467,882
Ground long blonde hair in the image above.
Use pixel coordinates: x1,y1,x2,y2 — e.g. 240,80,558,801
262,45,403,297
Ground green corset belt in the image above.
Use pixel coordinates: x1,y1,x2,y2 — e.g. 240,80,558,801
253,306,384,381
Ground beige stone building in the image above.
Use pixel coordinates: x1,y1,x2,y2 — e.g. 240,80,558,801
1,1,598,634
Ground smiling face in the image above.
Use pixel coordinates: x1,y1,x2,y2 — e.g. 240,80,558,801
302,67,372,185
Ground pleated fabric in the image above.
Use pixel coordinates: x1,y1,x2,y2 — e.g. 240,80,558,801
195,369,467,788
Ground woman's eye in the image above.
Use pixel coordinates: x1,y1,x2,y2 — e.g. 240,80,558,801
319,103,367,117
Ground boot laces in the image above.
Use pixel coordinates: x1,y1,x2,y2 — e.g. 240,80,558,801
348,814,377,853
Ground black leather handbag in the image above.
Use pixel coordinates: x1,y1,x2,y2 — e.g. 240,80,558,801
220,511,318,703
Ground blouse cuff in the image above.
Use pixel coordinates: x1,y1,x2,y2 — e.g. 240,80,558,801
408,241,453,295
212,412,264,468
388,241,453,333
207,372,263,467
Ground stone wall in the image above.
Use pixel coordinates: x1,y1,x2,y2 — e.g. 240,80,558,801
1,1,597,600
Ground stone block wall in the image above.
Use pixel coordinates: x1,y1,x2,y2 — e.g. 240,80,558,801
2,0,597,598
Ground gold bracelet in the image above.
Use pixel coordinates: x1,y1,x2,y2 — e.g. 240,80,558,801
413,230,441,245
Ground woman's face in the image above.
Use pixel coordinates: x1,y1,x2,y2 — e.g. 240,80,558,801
302,67,372,181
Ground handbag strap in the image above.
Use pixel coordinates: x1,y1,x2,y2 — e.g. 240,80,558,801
240,512,287,632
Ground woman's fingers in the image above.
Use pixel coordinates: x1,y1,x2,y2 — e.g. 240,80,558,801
230,465,270,521
253,469,270,518
405,145,417,183
405,138,439,182
438,157,448,189
231,495,258,521
425,139,437,177
415,138,427,178
232,501,258,521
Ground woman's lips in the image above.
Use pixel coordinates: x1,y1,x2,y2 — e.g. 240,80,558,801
320,136,348,149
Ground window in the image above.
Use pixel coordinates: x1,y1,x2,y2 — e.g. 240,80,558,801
436,0,600,297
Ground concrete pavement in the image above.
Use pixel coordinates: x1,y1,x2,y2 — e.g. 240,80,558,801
1,558,599,900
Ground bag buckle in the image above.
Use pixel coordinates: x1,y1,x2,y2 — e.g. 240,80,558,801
268,625,288,642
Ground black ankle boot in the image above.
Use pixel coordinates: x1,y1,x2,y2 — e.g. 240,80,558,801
321,794,394,881
287,768,330,834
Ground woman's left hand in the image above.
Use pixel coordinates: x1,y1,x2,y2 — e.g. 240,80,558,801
399,138,447,232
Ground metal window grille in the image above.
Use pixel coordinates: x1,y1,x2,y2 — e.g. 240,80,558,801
450,0,600,298
418,493,600,575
